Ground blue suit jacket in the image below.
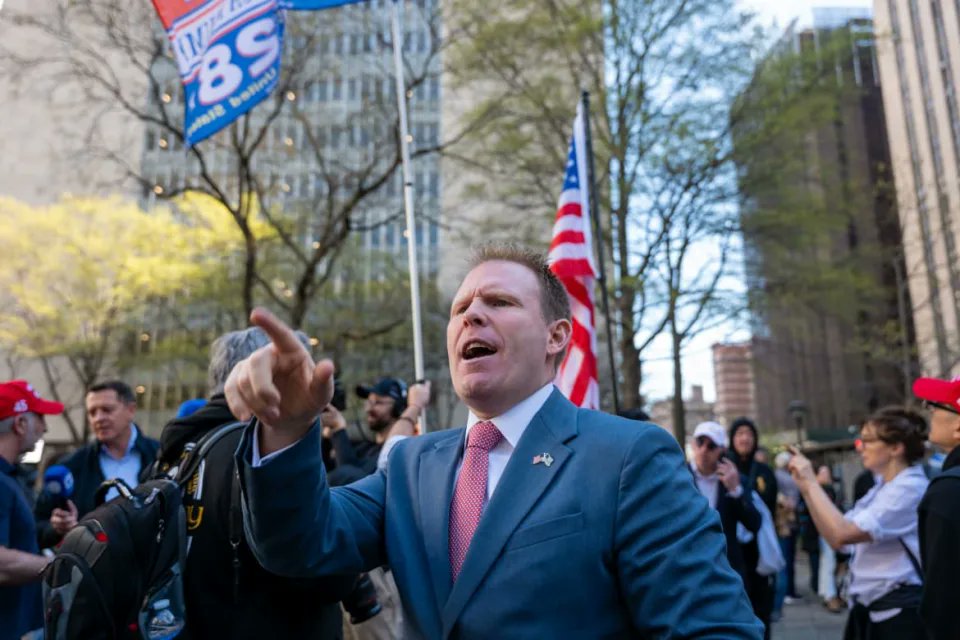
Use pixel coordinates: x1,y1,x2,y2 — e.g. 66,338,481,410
237,390,762,639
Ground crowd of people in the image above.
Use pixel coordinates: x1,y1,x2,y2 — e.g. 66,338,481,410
0,243,958,639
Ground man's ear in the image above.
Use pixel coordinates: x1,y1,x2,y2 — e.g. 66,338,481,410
546,318,573,358
11,415,28,437
951,414,960,446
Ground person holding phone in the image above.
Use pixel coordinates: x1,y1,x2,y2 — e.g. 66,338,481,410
788,407,928,640
690,421,762,584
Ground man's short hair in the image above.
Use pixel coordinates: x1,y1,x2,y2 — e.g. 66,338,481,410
468,243,571,325
88,380,135,404
207,326,311,396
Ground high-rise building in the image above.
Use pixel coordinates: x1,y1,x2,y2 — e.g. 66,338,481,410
712,342,758,427
735,10,916,432
873,0,960,377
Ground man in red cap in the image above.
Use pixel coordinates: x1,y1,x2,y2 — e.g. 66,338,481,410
912,375,960,640
0,379,63,640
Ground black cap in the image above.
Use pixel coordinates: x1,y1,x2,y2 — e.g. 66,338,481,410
356,377,407,404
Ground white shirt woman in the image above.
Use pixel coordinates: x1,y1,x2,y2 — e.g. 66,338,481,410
789,407,929,640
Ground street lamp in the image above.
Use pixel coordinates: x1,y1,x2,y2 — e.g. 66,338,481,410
788,400,808,445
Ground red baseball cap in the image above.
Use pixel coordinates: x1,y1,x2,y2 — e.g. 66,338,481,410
912,376,960,411
0,380,64,420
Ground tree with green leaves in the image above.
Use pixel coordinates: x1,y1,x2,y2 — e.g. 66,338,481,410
0,195,243,442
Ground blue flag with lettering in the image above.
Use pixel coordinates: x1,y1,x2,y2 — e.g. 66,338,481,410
151,0,367,146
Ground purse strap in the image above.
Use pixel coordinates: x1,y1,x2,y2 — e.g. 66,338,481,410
898,537,923,581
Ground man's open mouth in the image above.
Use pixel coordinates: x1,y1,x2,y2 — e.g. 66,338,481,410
462,340,497,360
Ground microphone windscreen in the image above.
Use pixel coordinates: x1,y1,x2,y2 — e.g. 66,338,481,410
43,464,75,499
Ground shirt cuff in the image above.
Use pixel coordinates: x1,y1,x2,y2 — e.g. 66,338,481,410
251,422,302,467
729,485,743,499
377,434,410,471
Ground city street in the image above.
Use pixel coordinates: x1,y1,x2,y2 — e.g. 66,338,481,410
772,552,847,640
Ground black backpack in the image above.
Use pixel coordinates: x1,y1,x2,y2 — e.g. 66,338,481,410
42,422,244,640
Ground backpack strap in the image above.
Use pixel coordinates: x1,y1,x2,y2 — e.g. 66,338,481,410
230,463,243,604
93,478,134,507
174,421,246,489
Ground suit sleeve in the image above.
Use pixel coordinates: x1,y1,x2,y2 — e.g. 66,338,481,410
615,427,763,639
237,420,387,579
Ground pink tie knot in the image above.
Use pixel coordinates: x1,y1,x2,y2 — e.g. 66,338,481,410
468,420,502,452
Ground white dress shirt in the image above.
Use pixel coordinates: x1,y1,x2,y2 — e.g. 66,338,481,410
252,383,556,481
843,465,928,612
461,382,554,500
99,426,142,501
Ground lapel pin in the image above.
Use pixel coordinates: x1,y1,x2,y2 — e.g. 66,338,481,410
532,452,554,467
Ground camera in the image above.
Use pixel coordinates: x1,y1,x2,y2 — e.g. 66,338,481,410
341,572,382,624
331,378,347,412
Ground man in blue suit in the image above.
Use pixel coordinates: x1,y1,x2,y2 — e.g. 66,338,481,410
226,245,762,639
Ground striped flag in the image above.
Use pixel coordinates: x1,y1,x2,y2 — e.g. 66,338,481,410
548,104,599,409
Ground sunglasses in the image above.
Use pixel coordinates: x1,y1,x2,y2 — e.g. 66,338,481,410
695,436,718,451
922,399,960,416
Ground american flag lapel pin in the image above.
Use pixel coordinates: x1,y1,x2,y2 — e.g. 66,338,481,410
532,452,554,467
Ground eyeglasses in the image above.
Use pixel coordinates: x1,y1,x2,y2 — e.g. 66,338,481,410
922,399,960,416
695,436,718,451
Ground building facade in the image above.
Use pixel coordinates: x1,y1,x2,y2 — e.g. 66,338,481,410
873,0,960,377
735,10,917,433
712,342,758,427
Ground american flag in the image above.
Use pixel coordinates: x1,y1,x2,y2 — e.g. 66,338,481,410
548,104,599,409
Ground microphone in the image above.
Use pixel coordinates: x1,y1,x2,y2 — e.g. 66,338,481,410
43,465,75,510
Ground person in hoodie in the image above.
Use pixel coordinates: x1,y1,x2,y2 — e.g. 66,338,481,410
157,327,356,640
729,417,779,640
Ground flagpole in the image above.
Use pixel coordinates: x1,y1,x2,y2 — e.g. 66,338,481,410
580,90,621,415
390,0,428,431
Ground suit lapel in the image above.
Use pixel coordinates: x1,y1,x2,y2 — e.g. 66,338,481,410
418,431,464,616
441,391,578,636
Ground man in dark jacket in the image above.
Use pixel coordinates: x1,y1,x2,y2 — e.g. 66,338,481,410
689,421,761,583
156,327,355,639
730,416,779,640
34,380,159,548
912,376,960,640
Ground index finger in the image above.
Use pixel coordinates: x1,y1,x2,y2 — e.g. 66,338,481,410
250,307,306,354
787,445,802,457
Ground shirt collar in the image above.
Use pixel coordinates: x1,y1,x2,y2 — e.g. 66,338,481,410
689,461,717,481
464,383,555,451
100,424,138,458
0,455,14,475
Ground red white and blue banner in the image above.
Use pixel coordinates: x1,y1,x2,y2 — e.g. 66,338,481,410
548,104,600,410
151,0,365,146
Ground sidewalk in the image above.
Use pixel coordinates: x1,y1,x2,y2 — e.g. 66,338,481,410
771,552,847,640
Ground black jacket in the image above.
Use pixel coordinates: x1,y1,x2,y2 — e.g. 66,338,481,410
34,425,159,548
918,446,960,640
690,463,762,582
159,394,354,639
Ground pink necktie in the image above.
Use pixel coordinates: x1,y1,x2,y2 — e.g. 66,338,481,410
449,420,503,582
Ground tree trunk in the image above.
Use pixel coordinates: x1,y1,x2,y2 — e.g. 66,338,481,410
671,317,686,444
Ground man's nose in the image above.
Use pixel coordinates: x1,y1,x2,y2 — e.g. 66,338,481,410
461,301,486,326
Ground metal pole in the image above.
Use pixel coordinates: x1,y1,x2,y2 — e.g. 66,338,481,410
390,0,427,431
580,90,621,415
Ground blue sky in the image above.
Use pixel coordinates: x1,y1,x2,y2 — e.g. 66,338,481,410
639,0,875,406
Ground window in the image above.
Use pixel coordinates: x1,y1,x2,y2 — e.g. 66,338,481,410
348,78,357,101
428,171,439,198
429,77,439,101
317,79,328,102
333,77,342,100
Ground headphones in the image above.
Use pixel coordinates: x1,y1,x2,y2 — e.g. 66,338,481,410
391,379,408,418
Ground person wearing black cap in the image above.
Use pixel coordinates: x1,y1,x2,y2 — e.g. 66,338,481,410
729,417,778,640
323,377,430,485
913,375,960,640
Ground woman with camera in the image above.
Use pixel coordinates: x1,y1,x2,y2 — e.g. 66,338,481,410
788,406,929,640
